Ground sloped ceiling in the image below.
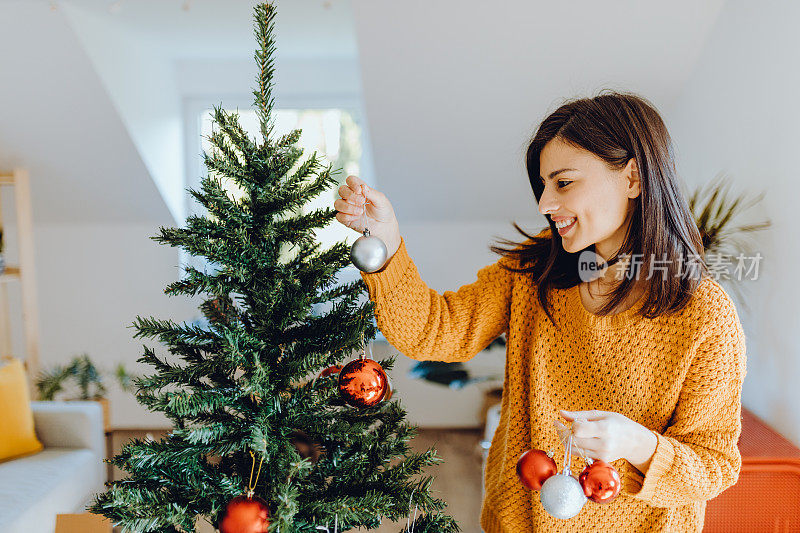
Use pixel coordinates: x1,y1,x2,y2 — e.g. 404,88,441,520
61,0,358,60
55,0,358,225
0,1,173,225
351,0,727,222
0,0,357,225
0,0,727,225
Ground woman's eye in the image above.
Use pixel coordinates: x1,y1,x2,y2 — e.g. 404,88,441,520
557,180,571,189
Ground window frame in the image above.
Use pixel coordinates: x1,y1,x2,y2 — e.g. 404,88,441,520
180,93,374,280
183,93,373,220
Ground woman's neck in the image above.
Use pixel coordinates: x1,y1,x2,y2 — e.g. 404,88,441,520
581,267,647,315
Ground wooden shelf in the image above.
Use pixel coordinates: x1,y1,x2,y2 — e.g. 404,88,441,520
0,168,40,390
0,266,21,283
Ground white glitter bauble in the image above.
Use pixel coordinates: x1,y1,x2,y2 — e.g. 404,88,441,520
540,472,587,519
350,231,387,273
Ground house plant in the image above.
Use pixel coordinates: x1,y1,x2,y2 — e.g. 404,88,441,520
35,353,139,431
687,173,771,304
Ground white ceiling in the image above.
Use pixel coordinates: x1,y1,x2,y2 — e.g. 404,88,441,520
1,0,730,225
351,0,728,222
0,1,174,225
59,0,729,223
61,0,358,59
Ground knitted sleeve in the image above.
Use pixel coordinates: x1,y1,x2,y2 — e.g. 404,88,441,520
622,290,747,508
359,236,515,362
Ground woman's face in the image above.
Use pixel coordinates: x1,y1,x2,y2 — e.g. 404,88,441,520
538,137,640,260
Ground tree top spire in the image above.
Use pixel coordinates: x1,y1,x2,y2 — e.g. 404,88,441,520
253,2,278,143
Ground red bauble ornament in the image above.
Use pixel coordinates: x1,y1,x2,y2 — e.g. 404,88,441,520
318,364,342,378
516,449,557,490
382,374,394,401
337,358,389,407
218,494,270,533
578,459,622,504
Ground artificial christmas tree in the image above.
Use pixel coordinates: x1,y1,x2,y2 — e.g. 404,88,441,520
90,3,459,532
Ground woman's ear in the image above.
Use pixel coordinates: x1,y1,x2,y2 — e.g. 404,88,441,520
625,158,641,199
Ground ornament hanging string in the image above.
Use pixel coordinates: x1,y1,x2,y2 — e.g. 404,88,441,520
350,184,388,273
571,432,592,465
359,184,371,238
361,331,372,362
553,418,590,464
359,311,370,361
360,316,365,361
247,450,264,498
406,488,418,533
562,434,574,474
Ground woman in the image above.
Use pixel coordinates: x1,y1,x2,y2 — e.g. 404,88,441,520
333,91,746,532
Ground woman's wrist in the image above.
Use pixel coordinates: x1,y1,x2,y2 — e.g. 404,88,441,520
628,427,658,475
385,234,401,261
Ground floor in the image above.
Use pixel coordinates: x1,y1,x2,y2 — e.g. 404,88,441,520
110,428,485,533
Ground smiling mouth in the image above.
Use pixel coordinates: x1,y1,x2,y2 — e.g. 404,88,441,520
555,217,576,235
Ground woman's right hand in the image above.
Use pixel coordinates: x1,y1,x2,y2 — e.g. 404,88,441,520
334,175,402,261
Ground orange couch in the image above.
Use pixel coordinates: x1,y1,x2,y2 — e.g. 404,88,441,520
704,407,800,532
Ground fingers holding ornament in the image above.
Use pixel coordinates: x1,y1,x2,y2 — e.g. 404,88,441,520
559,409,650,465
335,177,400,272
344,185,385,272
556,416,623,505
516,415,622,519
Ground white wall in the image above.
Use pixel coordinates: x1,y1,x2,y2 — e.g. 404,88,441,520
0,2,173,225
667,0,800,444
0,222,194,429
34,224,199,428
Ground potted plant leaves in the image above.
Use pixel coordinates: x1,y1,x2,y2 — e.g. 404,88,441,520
35,353,139,431
408,335,506,389
688,173,771,304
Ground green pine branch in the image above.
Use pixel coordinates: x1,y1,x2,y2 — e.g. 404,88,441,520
253,3,278,142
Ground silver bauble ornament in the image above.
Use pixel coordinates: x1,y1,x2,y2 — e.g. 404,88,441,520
350,229,387,273
540,472,587,519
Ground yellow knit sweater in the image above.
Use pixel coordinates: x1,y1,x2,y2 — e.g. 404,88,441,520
360,233,747,532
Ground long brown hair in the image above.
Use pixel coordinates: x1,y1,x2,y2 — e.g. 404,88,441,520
491,90,707,326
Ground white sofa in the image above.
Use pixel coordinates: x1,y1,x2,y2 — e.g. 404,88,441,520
0,401,106,533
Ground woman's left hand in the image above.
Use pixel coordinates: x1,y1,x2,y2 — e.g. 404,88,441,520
558,409,657,469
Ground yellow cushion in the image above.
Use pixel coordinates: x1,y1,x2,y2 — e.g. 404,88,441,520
0,357,43,462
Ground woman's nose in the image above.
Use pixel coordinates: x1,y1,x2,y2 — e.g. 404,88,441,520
538,187,559,216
